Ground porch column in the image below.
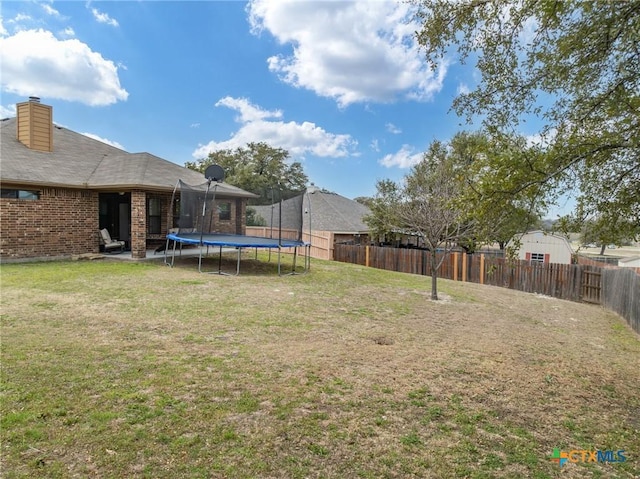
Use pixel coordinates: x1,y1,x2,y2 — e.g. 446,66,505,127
236,198,246,235
131,190,147,259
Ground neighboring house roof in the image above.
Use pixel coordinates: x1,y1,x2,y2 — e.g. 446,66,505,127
513,230,573,249
619,256,640,266
0,117,254,197
252,185,371,233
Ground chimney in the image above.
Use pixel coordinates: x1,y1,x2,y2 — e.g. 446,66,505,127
16,97,53,152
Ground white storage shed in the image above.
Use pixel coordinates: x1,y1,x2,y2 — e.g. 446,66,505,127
512,230,574,265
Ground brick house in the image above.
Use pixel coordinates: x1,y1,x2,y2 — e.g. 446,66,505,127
0,98,256,261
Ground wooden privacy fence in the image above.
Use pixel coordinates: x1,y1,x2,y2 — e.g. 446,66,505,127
334,244,639,334
245,227,335,260
601,268,639,334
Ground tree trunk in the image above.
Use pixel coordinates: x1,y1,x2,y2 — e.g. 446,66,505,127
430,250,438,300
599,244,606,255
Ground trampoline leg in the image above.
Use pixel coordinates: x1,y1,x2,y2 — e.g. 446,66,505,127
292,247,298,273
277,248,282,276
169,240,178,268
198,248,204,273
163,238,170,265
163,239,170,266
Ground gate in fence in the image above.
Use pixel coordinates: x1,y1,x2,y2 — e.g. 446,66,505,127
581,269,602,304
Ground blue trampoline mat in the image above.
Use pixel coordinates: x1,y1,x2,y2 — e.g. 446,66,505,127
167,232,307,249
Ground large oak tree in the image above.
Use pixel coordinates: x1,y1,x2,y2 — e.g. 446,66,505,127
185,142,308,205
413,0,639,237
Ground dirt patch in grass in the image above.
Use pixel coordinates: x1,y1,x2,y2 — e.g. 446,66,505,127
1,258,639,478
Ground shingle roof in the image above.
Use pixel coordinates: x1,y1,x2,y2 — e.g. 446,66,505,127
0,117,255,197
252,187,371,233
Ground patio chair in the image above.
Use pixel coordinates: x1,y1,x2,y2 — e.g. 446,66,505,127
99,228,125,253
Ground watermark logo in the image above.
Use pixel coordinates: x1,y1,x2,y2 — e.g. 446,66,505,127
549,448,626,467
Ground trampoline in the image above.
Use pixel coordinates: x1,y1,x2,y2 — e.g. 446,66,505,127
164,232,309,275
164,168,310,275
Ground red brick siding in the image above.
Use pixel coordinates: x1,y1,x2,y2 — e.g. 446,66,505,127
235,198,246,234
153,194,245,236
0,186,250,261
0,187,98,259
209,198,239,234
146,192,173,244
165,196,246,235
130,190,146,259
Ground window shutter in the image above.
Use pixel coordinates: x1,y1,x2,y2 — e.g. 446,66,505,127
525,252,531,261
544,253,550,264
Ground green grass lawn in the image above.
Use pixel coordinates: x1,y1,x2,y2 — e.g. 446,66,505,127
1,256,639,478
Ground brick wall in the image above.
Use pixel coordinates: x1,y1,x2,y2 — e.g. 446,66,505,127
0,187,99,260
165,195,247,235
235,198,246,234
0,187,250,261
130,190,146,259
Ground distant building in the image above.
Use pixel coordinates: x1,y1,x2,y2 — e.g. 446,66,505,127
511,230,574,265
618,256,640,269
250,184,371,259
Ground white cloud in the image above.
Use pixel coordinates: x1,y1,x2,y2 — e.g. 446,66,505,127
457,83,471,96
192,97,356,159
2,13,35,35
215,96,282,123
0,29,128,106
379,144,423,168
520,16,538,46
0,104,16,118
41,4,61,17
12,13,32,24
60,27,75,38
525,129,556,148
370,139,380,152
385,122,401,134
81,132,124,150
90,7,118,27
247,0,447,107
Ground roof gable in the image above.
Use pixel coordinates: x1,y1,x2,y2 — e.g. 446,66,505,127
252,189,371,233
0,117,254,197
517,230,573,250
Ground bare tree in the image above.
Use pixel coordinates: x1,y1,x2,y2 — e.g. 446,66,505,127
399,141,476,300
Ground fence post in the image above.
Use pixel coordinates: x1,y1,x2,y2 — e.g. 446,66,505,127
480,254,485,285
454,252,459,281
462,253,468,282
365,245,370,267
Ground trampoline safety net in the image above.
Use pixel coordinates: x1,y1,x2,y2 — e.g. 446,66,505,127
166,179,310,275
174,180,218,235
172,180,306,245
266,192,305,243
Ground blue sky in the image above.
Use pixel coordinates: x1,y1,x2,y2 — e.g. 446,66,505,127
1,1,568,214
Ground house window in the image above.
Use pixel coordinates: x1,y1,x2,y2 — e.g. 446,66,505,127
147,197,162,234
530,253,545,264
218,202,231,221
1,189,39,200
